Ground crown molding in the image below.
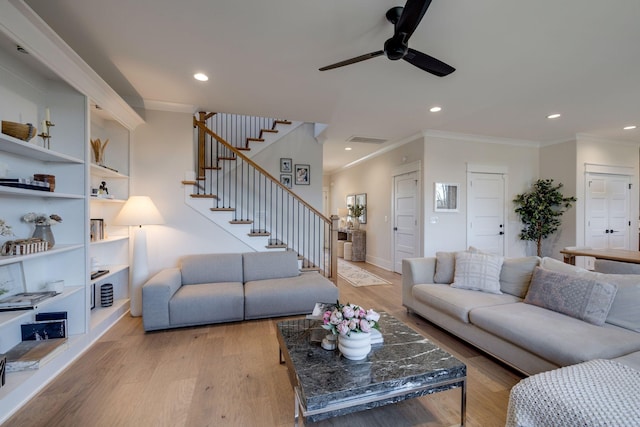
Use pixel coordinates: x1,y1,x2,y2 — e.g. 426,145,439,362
422,129,539,147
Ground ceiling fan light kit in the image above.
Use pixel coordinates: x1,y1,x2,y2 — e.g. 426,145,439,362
319,0,455,77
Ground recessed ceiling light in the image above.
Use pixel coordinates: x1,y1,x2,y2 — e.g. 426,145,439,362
430,106,442,113
345,147,352,151
194,73,209,82
547,113,561,119
623,125,637,130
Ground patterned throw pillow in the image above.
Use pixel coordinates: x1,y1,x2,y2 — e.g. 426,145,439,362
524,267,618,326
451,251,504,294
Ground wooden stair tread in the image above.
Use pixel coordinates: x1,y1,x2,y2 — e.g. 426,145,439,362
210,208,235,212
237,147,251,151
218,156,237,161
301,266,321,272
190,194,218,199
229,220,253,224
204,166,221,170
261,129,278,133
266,243,287,249
247,137,265,143
249,231,271,237
274,119,292,125
181,180,197,185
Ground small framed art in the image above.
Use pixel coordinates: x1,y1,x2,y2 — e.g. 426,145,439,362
295,164,310,185
280,158,292,173
280,174,292,189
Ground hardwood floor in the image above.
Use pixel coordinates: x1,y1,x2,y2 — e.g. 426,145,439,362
4,261,524,427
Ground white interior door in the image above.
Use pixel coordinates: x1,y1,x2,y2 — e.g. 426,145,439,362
393,171,419,273
585,174,630,249
467,172,505,255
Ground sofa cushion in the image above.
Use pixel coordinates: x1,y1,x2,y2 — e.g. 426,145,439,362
169,282,244,326
180,253,243,285
412,283,520,323
524,267,617,326
243,250,300,282
500,256,540,298
469,302,640,366
451,251,504,294
434,251,458,284
541,257,640,332
244,271,338,320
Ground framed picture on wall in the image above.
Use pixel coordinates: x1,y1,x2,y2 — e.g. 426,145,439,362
355,193,367,224
280,174,292,189
295,164,310,185
434,182,459,212
280,158,292,173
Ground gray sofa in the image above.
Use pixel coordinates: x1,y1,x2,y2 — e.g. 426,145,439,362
402,252,640,376
142,251,338,331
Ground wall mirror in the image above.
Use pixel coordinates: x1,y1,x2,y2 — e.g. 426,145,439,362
355,193,367,224
434,183,459,212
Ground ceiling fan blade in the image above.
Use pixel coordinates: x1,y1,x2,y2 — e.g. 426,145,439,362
395,0,433,41
403,48,455,77
319,51,385,71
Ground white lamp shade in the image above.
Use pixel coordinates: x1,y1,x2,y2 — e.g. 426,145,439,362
115,196,164,226
337,208,349,217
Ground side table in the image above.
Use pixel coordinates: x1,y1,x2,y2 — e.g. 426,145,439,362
351,230,366,262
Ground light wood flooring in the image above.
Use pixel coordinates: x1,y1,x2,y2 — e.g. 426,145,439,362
5,261,524,427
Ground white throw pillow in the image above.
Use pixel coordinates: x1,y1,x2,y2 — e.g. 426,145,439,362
451,251,504,294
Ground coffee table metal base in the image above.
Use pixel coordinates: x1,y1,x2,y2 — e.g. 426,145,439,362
294,378,466,426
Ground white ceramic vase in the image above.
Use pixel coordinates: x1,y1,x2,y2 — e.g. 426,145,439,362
338,332,371,360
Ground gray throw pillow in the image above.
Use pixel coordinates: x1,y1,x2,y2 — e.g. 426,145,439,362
499,256,540,298
434,251,457,284
524,267,618,326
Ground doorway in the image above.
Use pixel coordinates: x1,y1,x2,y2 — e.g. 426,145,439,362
466,170,506,255
585,173,631,250
392,162,421,273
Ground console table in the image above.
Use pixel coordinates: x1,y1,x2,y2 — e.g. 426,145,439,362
337,229,366,262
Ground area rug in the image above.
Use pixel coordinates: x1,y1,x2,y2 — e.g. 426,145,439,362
338,258,391,287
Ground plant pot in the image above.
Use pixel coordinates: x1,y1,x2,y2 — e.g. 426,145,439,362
338,332,371,360
32,224,55,249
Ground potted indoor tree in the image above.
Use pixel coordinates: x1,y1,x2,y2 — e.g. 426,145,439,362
513,179,576,257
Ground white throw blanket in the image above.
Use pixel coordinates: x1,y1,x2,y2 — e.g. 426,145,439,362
506,359,640,427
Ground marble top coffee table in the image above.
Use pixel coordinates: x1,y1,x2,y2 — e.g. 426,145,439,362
276,312,467,426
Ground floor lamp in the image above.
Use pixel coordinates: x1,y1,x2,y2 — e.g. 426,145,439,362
115,196,164,317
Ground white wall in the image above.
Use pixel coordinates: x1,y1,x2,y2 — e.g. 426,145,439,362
131,110,324,277
539,140,578,259
423,134,539,257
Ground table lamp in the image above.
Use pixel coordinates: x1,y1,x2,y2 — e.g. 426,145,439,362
115,196,164,317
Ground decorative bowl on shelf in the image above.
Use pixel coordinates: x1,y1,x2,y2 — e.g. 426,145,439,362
1,121,37,141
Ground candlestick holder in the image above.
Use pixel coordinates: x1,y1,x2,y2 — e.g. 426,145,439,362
37,120,55,149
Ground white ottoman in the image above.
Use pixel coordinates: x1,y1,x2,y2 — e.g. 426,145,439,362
337,240,345,258
343,242,353,261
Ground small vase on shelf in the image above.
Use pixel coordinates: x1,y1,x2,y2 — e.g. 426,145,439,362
32,224,55,249
338,332,371,360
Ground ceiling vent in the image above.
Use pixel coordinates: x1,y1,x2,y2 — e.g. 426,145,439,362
347,136,388,144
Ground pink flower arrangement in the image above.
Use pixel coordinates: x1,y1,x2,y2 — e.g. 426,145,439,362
322,301,380,337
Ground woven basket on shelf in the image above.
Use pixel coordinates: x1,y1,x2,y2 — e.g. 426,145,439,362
1,121,37,141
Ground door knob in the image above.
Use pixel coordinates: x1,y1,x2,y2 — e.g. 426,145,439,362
499,231,504,235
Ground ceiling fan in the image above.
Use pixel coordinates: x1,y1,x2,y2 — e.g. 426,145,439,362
319,0,455,77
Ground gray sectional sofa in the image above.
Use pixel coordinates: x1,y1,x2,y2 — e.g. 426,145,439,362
402,251,640,376
142,251,338,331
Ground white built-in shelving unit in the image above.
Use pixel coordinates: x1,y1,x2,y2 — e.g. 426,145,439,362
0,1,144,422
